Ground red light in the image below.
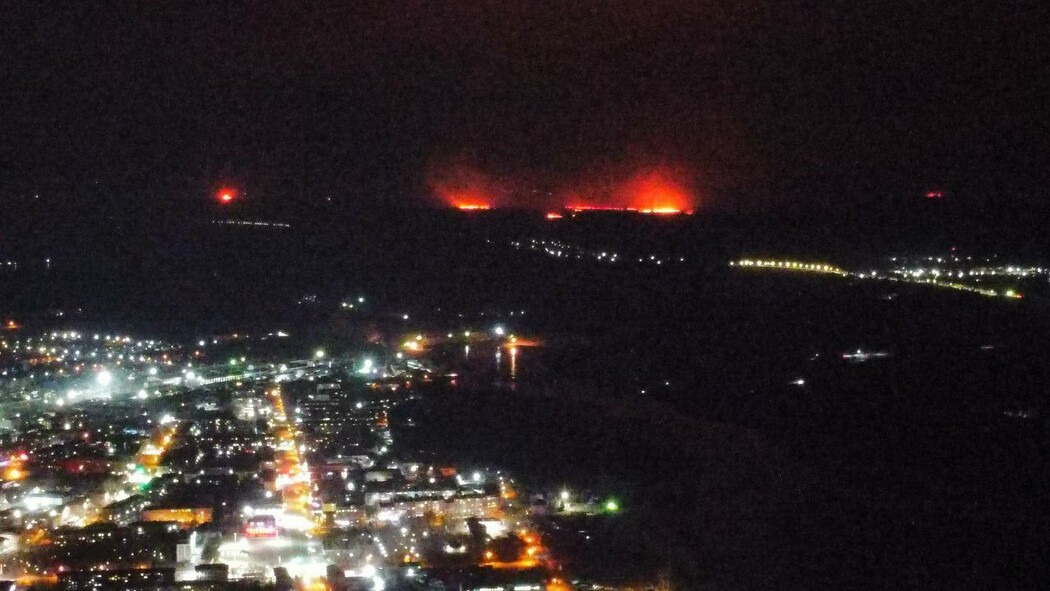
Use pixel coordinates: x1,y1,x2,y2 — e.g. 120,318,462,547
925,191,944,199
244,515,278,538
546,212,563,220
217,188,237,204
245,524,277,538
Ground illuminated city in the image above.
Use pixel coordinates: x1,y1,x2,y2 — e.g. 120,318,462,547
0,321,597,589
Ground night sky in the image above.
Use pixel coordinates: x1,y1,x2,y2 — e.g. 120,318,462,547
3,1,1045,213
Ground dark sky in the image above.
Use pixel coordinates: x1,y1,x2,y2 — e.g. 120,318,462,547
2,1,1046,213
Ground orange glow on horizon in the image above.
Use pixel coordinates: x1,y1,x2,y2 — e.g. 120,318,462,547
430,162,695,214
618,167,693,213
564,205,687,215
428,162,506,210
560,165,695,215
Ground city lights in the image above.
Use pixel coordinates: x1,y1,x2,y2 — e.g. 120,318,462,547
95,369,113,386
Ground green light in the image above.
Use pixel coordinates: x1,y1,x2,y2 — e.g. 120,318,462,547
128,467,152,487
604,499,620,513
229,358,238,366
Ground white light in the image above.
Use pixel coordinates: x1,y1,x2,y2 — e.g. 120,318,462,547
96,369,113,386
315,349,325,359
136,390,148,399
148,367,158,376
493,326,505,336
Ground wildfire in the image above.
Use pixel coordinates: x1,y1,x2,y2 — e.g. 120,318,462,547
428,162,507,210
432,161,696,215
616,167,693,213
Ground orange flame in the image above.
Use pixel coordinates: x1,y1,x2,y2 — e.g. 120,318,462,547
616,167,693,213
562,165,694,214
428,161,696,214
428,163,507,210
